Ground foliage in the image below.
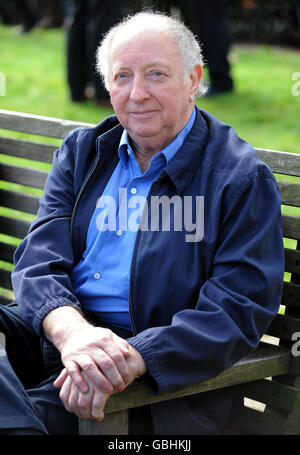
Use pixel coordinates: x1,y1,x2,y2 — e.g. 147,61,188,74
228,0,300,47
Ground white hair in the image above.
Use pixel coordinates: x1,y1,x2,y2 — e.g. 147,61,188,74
96,10,206,97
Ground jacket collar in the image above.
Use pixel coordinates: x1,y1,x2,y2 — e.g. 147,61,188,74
94,106,209,195
162,107,209,194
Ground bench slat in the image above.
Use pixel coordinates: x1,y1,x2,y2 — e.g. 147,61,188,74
226,405,290,435
101,343,290,415
285,249,300,275
278,181,300,207
0,269,13,291
256,149,300,177
0,109,94,139
0,295,12,306
266,312,300,340
282,281,300,309
0,163,48,189
282,214,300,240
0,243,15,264
0,215,30,238
0,189,40,214
0,136,56,164
241,378,300,413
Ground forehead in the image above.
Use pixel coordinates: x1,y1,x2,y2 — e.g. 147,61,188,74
110,29,180,69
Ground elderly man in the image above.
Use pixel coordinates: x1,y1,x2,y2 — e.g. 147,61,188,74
0,11,284,435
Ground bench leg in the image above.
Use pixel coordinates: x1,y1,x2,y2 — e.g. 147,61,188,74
79,410,129,435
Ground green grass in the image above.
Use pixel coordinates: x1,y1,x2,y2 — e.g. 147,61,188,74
0,25,300,152
0,25,112,124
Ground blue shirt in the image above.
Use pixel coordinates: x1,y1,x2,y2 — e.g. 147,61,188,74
71,108,196,330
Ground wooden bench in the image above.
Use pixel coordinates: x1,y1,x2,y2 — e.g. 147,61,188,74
1,108,300,435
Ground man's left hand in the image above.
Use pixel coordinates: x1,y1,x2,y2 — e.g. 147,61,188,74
54,344,146,420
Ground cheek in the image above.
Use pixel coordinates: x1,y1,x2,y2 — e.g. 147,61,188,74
110,93,126,116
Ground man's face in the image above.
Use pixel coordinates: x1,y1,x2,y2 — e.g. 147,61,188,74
108,30,201,153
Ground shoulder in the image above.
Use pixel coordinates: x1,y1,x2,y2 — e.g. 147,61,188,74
196,107,275,182
193,108,279,208
56,114,122,171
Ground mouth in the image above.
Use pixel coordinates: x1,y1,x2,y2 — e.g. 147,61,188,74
129,110,157,119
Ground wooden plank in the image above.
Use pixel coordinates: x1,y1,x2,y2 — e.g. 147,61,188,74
0,269,12,290
0,109,94,139
282,214,300,240
0,215,30,238
282,281,300,309
102,343,290,415
241,378,300,413
79,410,128,435
278,181,300,207
0,242,15,263
256,149,300,177
0,189,40,214
0,163,48,189
225,405,288,435
0,136,56,163
285,249,300,275
267,313,300,341
0,294,12,306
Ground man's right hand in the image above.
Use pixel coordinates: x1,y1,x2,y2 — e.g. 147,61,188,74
60,325,132,394
42,306,131,394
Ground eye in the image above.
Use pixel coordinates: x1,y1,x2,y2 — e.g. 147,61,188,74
149,70,167,81
114,72,129,81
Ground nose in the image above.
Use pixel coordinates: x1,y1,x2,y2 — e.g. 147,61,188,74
129,75,150,103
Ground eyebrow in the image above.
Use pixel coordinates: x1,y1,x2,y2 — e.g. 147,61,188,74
111,61,172,74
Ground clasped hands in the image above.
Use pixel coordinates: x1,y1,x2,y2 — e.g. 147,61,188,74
53,325,146,421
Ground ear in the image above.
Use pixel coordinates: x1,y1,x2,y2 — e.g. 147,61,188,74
188,65,203,101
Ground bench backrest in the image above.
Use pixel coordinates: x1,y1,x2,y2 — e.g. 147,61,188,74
0,109,93,305
0,109,300,434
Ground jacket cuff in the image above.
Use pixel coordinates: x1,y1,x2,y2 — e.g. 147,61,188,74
127,334,171,395
32,296,82,337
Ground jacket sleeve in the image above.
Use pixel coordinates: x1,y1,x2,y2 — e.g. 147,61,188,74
11,130,82,336
127,170,285,395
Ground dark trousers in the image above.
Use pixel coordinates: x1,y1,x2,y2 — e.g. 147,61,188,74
0,304,78,434
66,0,128,102
180,0,233,92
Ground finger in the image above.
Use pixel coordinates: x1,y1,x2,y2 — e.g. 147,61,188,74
64,359,89,393
95,337,131,386
91,388,109,421
59,374,73,412
77,384,94,419
97,328,130,361
53,368,68,388
76,354,114,394
81,371,108,421
92,350,129,392
67,379,85,418
112,334,130,358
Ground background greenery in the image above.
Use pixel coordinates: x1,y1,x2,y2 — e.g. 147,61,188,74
0,24,299,154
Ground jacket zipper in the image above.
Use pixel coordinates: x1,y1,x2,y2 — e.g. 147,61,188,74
70,148,102,239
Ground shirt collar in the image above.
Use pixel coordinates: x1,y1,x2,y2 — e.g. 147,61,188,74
118,106,196,168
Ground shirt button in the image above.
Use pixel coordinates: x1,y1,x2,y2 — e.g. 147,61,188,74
130,187,137,194
116,230,123,236
94,272,101,280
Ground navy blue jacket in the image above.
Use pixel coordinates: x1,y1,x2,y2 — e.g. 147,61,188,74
12,107,284,403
